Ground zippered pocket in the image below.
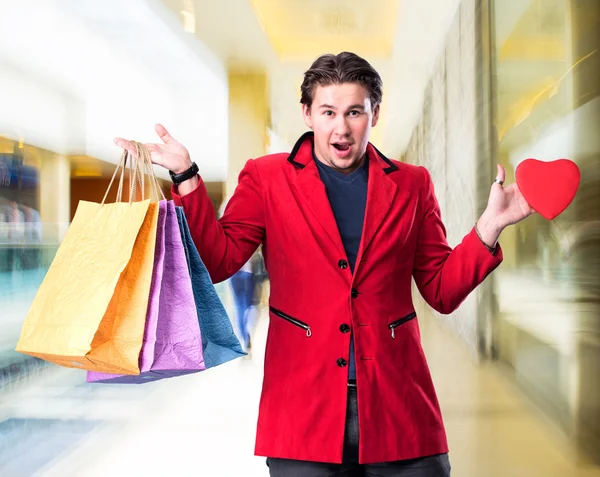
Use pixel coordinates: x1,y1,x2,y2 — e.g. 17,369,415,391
269,306,312,337
388,312,417,339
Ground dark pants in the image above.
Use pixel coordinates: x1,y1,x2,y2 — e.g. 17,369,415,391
267,386,451,477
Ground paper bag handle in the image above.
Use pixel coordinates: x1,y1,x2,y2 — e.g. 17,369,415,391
101,141,166,206
133,141,166,202
101,150,138,206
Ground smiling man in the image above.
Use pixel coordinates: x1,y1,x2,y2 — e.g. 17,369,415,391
115,52,535,477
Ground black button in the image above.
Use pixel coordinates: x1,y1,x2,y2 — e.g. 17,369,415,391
339,324,351,333
337,358,348,367
338,259,348,269
351,288,359,298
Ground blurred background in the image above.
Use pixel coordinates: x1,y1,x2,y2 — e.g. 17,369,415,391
1,0,599,475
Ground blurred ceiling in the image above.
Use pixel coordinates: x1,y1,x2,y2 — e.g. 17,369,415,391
249,0,400,61
1,0,587,178
161,0,463,157
0,0,477,170
0,0,230,182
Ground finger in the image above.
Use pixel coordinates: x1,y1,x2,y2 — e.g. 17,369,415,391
144,143,167,168
155,123,176,145
113,137,136,157
113,137,132,150
495,164,506,184
146,143,161,153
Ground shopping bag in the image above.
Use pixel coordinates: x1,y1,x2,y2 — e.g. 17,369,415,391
176,206,246,367
85,199,167,382
16,150,159,374
87,201,206,383
16,200,157,374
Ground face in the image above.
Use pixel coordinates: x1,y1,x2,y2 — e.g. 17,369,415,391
303,82,380,175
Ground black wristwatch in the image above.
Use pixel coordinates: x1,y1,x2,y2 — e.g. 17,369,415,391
169,162,199,185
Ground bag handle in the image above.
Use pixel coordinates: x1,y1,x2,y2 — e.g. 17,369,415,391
101,141,166,206
101,150,140,206
133,141,166,202
125,145,144,203
118,148,144,204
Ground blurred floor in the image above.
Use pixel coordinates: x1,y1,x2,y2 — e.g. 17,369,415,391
2,299,600,477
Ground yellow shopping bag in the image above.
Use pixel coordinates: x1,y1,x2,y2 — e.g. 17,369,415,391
16,148,159,374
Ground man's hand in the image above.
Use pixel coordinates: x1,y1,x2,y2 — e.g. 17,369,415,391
114,124,192,174
477,164,536,247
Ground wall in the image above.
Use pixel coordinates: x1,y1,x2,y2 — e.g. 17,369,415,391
403,0,493,358
226,70,269,200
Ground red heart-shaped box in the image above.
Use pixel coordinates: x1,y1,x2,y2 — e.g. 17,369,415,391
515,158,580,220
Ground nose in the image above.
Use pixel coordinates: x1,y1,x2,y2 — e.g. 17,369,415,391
334,115,351,137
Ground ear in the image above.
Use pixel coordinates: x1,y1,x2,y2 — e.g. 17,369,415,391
302,104,314,129
371,104,380,127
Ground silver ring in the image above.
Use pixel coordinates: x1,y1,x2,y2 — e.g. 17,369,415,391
493,178,504,186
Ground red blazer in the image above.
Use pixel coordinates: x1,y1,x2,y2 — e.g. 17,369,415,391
172,132,502,464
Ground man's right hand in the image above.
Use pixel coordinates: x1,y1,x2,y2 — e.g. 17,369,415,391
114,124,193,174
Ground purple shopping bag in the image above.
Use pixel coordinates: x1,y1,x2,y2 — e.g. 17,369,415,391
87,201,205,383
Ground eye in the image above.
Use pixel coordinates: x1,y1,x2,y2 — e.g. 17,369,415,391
323,110,334,116
348,110,361,116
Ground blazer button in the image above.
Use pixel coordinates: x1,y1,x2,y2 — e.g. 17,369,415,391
339,324,351,333
351,288,359,298
337,358,348,367
338,259,348,269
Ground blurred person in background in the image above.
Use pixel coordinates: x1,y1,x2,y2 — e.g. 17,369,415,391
5,200,25,271
115,52,534,476
219,199,268,354
235,248,267,354
19,204,41,269
229,254,256,353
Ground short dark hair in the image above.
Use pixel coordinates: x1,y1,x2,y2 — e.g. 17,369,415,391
300,52,383,110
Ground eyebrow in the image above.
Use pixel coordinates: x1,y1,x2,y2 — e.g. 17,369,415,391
318,104,365,111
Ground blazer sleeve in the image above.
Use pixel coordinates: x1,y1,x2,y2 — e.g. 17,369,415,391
172,159,265,283
412,166,503,314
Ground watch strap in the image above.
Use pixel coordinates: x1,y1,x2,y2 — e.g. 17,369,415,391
170,162,199,185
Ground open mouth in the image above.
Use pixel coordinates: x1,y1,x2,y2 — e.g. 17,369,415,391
332,143,351,151
332,143,353,158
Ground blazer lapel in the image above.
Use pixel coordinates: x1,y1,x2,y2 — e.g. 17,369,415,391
355,144,399,271
288,133,346,256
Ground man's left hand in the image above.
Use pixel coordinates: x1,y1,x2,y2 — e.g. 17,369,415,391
476,164,536,248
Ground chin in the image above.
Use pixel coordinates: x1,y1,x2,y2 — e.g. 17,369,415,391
336,161,356,169
331,157,359,171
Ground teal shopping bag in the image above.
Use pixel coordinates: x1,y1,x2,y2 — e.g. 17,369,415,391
176,207,246,367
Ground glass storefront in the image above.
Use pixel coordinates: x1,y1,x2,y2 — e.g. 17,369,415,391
491,0,600,461
0,146,42,271
0,137,54,393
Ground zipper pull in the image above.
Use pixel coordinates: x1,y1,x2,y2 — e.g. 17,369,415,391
306,327,312,338
391,327,396,339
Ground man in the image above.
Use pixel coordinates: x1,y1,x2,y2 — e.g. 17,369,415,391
115,52,534,476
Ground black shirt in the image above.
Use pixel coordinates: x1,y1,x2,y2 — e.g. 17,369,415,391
314,153,369,381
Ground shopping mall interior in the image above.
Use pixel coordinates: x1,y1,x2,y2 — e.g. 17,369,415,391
1,0,599,475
